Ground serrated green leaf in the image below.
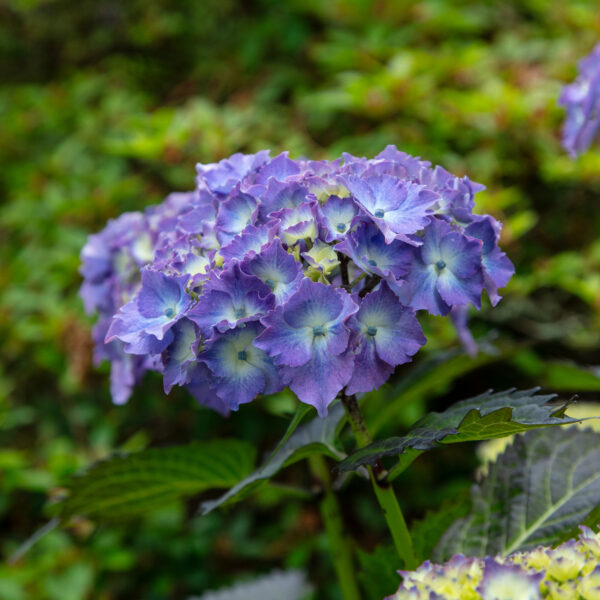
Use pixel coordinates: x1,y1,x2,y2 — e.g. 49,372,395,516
356,545,401,600
201,403,346,514
338,388,578,473
434,427,600,560
58,439,256,521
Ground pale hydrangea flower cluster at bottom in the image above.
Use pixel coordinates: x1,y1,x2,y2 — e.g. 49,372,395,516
387,526,600,600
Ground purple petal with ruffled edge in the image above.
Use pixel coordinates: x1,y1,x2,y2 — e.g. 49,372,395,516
399,218,483,315
196,150,270,195
281,343,355,416
272,201,319,247
336,221,411,287
200,322,282,409
106,270,192,353
220,224,276,264
255,279,358,414
466,216,514,306
254,152,302,185
342,174,438,244
241,240,303,304
317,195,359,242
254,179,311,223
347,283,425,394
215,188,258,245
185,364,231,416
188,264,274,334
162,318,201,393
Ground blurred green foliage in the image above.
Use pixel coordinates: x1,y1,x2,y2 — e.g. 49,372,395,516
1,1,600,598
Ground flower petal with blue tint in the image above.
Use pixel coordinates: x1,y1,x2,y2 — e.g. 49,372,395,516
272,201,319,247
336,221,411,285
185,364,230,416
343,174,438,244
280,340,355,416
196,150,270,195
241,240,303,304
106,270,192,353
559,43,600,157
215,188,258,245
317,195,359,242
162,318,201,393
254,179,311,222
255,152,302,184
188,264,274,334
347,283,425,393
220,223,276,264
255,278,357,369
201,323,282,409
466,216,514,306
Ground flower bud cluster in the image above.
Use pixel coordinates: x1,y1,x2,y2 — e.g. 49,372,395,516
80,147,513,415
559,42,600,157
387,526,600,600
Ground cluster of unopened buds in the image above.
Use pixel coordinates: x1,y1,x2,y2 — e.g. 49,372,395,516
80,146,513,416
387,526,600,600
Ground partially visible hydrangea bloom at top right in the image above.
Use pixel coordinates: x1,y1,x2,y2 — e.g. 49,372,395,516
559,42,600,157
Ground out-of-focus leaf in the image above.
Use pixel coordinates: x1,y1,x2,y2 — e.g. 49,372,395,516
58,440,256,521
434,427,600,560
338,388,577,473
202,404,345,514
410,491,471,563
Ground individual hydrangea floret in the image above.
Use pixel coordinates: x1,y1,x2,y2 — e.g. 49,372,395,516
559,43,600,157
387,526,600,600
81,146,512,415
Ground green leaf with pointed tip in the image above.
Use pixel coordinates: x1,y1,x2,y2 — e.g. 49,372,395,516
434,427,600,560
201,403,346,514
58,439,256,521
338,388,578,473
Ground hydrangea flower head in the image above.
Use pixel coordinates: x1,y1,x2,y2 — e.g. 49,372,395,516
559,43,600,157
387,526,600,600
81,147,512,415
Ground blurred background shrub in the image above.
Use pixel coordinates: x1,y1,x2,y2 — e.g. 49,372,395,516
1,1,599,598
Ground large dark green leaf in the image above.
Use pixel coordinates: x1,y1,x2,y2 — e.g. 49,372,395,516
434,427,600,560
201,403,346,514
58,440,256,521
338,388,577,473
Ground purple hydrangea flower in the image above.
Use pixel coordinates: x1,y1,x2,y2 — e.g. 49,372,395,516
82,146,511,414
397,218,484,316
196,150,270,195
199,322,282,410
336,222,411,291
346,283,426,395
465,216,514,306
106,269,193,355
254,279,358,415
559,43,600,157
341,174,439,244
188,264,274,335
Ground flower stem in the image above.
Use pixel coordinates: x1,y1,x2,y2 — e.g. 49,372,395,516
309,454,362,600
340,392,418,570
